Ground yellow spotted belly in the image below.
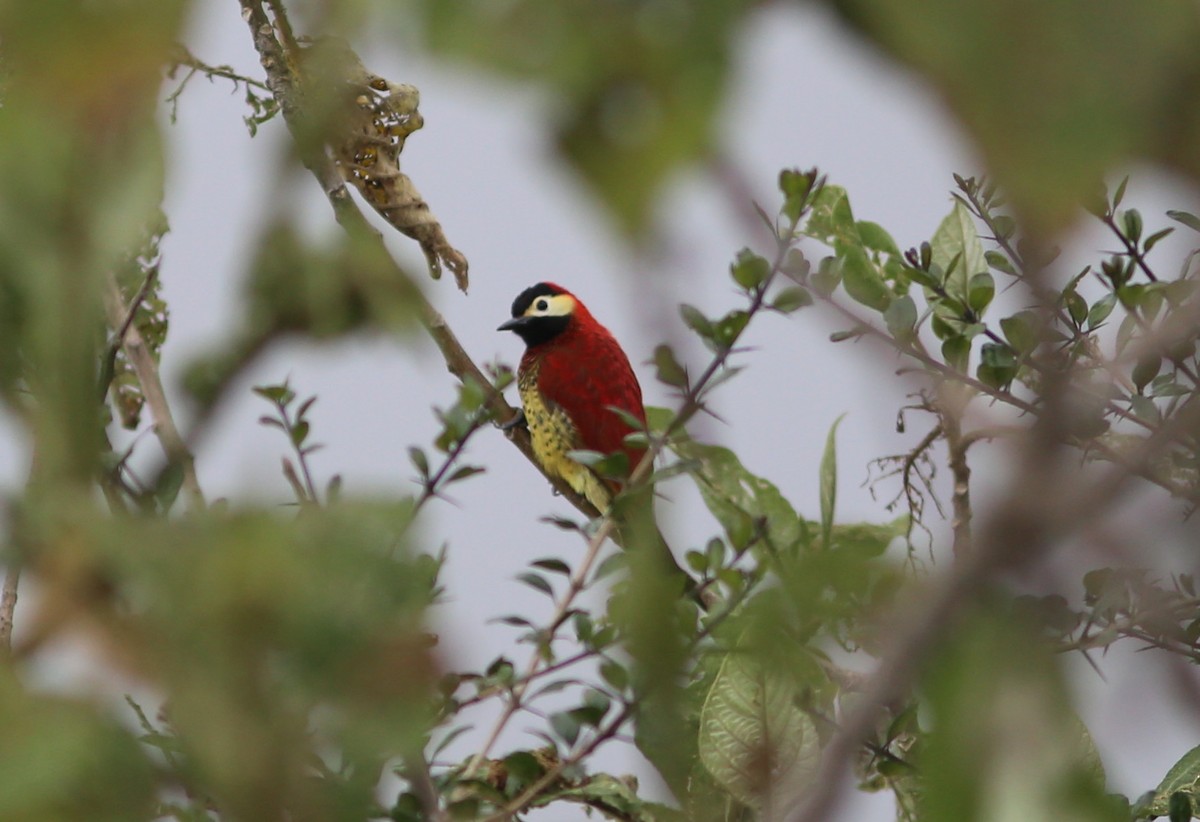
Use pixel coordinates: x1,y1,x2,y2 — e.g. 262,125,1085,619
518,365,613,512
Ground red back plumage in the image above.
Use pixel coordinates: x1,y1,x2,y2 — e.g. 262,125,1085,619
521,287,646,478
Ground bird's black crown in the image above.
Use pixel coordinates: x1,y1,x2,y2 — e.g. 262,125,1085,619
509,282,565,318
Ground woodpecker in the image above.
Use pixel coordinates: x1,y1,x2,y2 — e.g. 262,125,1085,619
498,282,647,512
499,282,709,607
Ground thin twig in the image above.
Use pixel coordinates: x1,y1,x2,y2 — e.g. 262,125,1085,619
460,178,814,792
481,703,637,822
462,513,619,776
0,565,20,655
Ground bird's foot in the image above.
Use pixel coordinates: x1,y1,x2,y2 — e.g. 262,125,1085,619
497,408,527,431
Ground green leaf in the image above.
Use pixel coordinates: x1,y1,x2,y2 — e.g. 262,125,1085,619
779,168,818,223
942,336,971,372
1169,792,1193,822
730,248,771,290
698,652,818,809
1122,208,1144,242
803,185,852,242
819,415,845,551
771,286,812,313
713,309,749,349
990,213,1017,240
883,294,917,341
842,2,1200,229
1132,355,1162,392
1167,210,1200,234
1000,311,1039,355
930,201,987,303
531,558,571,576
653,415,807,552
290,419,310,448
679,303,714,341
810,256,842,296
446,465,485,484
408,446,429,478
516,571,554,597
1063,289,1088,327
599,661,629,690
977,342,1018,390
550,711,581,746
1149,744,1200,817
149,460,184,514
1087,293,1117,329
857,220,901,257
919,610,1116,822
840,245,891,311
252,383,292,404
653,344,688,388
985,249,1017,276
1144,226,1174,252
967,271,995,314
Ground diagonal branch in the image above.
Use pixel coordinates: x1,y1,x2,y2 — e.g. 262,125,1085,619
235,0,598,519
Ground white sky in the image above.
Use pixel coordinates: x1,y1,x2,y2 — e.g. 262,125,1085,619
7,2,1200,819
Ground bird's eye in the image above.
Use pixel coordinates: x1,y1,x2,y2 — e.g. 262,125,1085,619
535,299,549,311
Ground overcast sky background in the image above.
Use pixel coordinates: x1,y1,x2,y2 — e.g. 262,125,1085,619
7,1,1200,818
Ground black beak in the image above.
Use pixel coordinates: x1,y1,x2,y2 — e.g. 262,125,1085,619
498,316,529,332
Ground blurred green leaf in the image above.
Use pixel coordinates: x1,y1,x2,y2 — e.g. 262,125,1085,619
841,245,892,311
730,248,771,291
919,608,1117,822
412,1,746,235
1167,210,1200,234
857,220,901,257
819,415,845,550
653,344,689,388
771,286,813,313
834,0,1200,230
883,294,918,340
0,674,156,822
698,652,818,810
967,271,994,314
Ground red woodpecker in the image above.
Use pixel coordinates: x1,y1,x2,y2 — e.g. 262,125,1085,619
499,282,708,606
497,282,647,512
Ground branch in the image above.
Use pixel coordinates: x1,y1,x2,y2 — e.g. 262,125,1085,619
102,271,206,511
235,0,599,521
786,309,1200,822
462,508,618,776
0,565,19,656
460,172,819,791
937,385,973,557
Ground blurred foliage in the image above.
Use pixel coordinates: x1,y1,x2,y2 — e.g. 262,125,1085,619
404,0,753,236
827,0,1200,231
3,1,1200,821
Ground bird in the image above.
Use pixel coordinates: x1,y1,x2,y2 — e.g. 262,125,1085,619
497,282,647,512
498,282,703,603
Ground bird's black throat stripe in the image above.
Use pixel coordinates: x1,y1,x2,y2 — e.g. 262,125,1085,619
507,314,570,347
